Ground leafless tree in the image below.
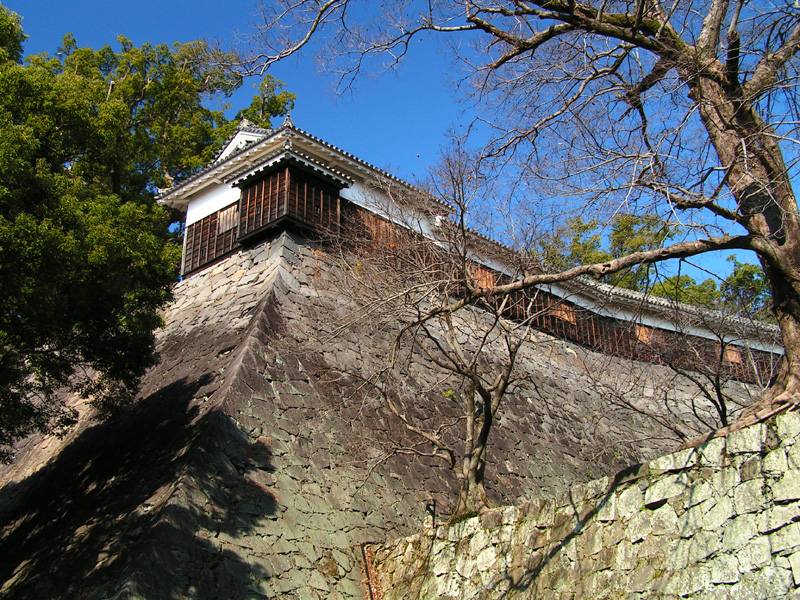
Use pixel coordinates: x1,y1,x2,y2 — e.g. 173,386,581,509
322,145,551,517
250,0,800,436
578,315,776,444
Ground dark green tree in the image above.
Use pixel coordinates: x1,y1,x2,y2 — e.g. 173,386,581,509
0,4,294,460
540,214,675,291
542,216,773,318
651,275,722,307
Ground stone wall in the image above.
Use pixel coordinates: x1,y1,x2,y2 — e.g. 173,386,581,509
0,232,767,599
372,412,800,599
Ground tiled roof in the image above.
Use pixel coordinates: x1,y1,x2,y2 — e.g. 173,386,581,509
157,118,448,212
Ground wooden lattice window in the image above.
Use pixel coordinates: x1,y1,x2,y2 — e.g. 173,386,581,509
636,324,652,344
217,204,239,234
182,202,239,275
551,304,576,324
725,346,743,364
470,264,496,289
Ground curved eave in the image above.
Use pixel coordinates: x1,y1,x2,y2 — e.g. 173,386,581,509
227,147,353,188
157,139,276,210
279,126,451,215
158,123,450,215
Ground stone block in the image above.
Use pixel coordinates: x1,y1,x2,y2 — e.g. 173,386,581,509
615,540,637,571
709,554,740,584
727,423,765,454
743,565,794,598
305,569,331,592
502,505,521,526
626,510,652,543
458,518,481,540
616,486,644,520
663,564,709,596
721,513,757,552
650,448,697,474
583,569,614,597
712,466,741,497
789,550,800,586
469,529,491,556
651,503,678,536
595,545,616,571
602,520,625,547
789,443,800,470
736,535,771,573
697,436,726,467
475,545,497,573
733,479,768,514
455,551,476,580
679,501,706,538
595,493,616,522
687,529,719,564
777,413,800,442
629,563,656,592
481,509,504,530
770,521,800,554
763,448,789,475
579,523,604,556
703,496,733,531
645,472,689,508
740,456,762,481
496,525,515,545
535,500,555,528
772,470,800,503
431,552,453,578
758,501,800,534
684,480,713,509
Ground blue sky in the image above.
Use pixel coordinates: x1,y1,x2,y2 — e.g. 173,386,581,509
5,0,460,182
4,0,765,282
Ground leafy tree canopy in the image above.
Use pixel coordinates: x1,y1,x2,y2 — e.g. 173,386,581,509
0,3,23,63
650,275,722,307
0,3,294,460
538,214,676,291
540,215,773,319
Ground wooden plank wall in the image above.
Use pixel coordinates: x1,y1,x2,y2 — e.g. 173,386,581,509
285,168,340,231
182,202,239,274
239,168,287,238
239,166,341,238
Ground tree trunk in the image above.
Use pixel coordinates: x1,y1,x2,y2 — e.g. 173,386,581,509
675,66,800,447
451,461,490,521
744,260,800,413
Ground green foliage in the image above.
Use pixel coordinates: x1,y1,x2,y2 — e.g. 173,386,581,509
648,258,772,320
0,5,294,459
23,34,293,200
233,77,297,132
650,275,721,307
0,4,23,64
540,216,773,318
539,214,675,291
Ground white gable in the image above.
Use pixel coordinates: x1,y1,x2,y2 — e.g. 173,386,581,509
216,129,268,162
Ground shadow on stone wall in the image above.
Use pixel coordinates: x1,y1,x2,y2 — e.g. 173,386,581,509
0,375,277,600
372,416,800,599
496,463,640,598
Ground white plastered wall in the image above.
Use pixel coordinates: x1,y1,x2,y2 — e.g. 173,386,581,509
185,184,240,227
341,182,438,237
